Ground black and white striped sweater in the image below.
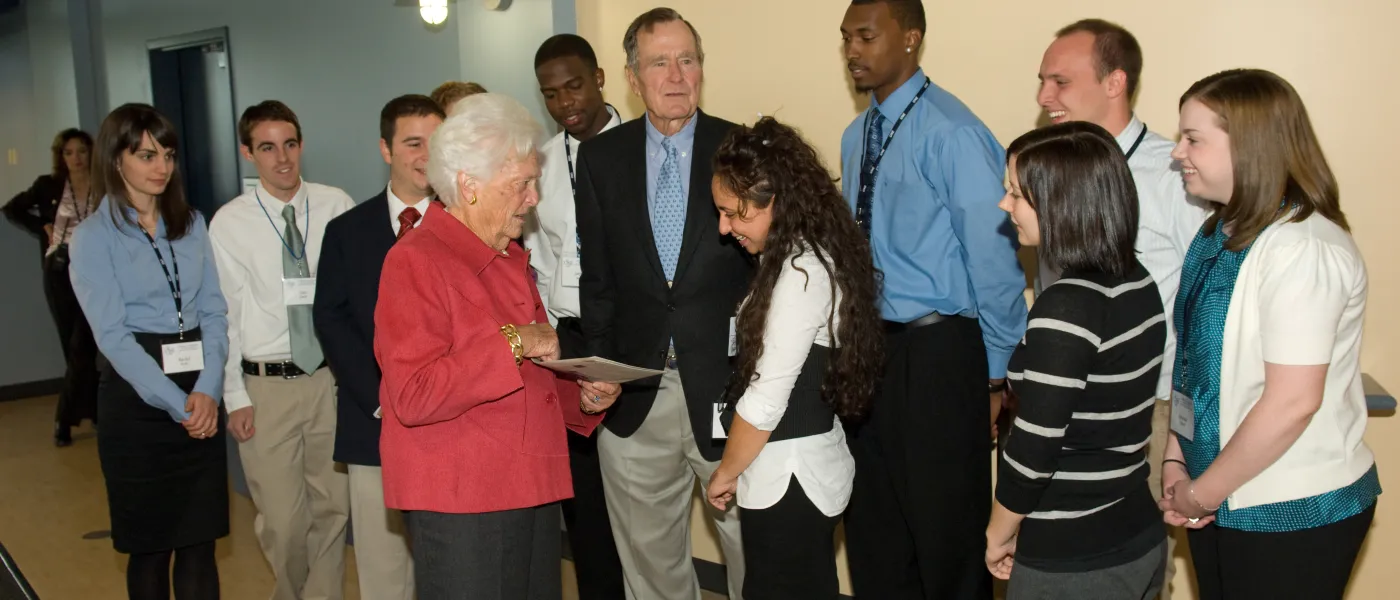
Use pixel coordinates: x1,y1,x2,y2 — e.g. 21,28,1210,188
998,261,1168,571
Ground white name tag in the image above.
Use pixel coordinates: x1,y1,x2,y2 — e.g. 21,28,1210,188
282,277,316,306
561,256,582,288
162,341,205,374
712,403,728,439
1171,390,1195,441
728,317,738,357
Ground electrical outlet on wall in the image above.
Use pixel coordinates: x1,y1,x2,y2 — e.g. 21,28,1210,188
6,148,16,165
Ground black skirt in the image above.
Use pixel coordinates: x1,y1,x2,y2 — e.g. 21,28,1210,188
96,328,230,554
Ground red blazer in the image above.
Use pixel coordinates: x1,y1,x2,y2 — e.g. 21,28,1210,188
374,203,601,514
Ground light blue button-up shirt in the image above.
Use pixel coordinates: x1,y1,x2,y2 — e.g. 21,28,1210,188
840,69,1028,377
644,113,698,219
69,197,230,421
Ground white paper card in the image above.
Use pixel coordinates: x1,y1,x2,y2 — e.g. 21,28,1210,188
728,317,738,357
561,256,582,288
712,403,728,439
531,356,663,384
162,341,205,374
1171,390,1195,441
282,277,316,306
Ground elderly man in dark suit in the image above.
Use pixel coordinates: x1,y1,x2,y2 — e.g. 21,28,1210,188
574,7,751,599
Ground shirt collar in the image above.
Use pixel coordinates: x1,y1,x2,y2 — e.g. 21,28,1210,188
421,201,520,276
871,68,929,121
1114,115,1147,154
643,109,699,148
387,182,432,217
107,195,166,239
255,177,308,215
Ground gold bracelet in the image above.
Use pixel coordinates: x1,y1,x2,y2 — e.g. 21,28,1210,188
500,324,524,367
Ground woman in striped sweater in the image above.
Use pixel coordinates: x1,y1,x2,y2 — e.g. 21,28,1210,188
986,121,1169,599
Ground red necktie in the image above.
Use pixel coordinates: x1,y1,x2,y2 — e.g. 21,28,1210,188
397,207,421,241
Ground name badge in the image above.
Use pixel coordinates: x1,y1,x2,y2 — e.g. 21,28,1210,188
1171,390,1195,442
712,402,728,439
728,317,738,357
562,256,582,288
283,277,316,306
162,341,205,374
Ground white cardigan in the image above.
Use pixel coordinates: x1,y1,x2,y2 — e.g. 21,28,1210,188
1217,212,1374,509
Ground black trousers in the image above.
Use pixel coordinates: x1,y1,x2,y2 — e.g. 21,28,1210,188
405,504,562,600
741,476,841,600
42,261,99,427
845,316,993,599
556,316,626,599
1187,504,1375,600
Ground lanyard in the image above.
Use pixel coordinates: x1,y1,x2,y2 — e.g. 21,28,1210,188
859,77,932,197
254,188,311,268
1177,245,1228,383
1124,122,1148,161
141,227,186,337
564,133,582,258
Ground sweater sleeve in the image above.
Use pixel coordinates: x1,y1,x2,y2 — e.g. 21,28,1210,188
997,287,1103,515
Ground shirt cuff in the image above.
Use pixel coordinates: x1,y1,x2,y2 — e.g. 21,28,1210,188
987,346,1014,380
224,389,252,413
735,393,785,432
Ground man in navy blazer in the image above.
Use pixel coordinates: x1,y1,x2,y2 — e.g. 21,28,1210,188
313,94,444,600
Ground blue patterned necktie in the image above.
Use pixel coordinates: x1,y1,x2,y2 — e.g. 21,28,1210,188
652,137,686,281
281,204,322,373
856,111,886,239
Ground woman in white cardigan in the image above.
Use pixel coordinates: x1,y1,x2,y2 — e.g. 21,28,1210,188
1159,68,1379,600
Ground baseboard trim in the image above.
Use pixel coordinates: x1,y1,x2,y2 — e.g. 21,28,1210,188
0,378,63,403
560,531,853,599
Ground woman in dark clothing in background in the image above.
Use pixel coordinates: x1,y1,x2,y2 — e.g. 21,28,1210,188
3,128,100,446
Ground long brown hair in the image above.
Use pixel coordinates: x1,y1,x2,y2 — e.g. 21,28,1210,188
713,117,884,419
1180,69,1346,250
92,103,195,240
50,128,93,180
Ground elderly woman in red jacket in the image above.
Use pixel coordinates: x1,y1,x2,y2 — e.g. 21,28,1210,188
374,92,620,600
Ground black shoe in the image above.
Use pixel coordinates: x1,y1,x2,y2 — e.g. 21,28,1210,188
54,423,73,447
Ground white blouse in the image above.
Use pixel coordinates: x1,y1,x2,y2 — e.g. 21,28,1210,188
735,248,854,516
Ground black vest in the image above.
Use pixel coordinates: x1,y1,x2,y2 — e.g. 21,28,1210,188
720,344,836,442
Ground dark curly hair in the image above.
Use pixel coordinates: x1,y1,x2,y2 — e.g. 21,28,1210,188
714,117,884,419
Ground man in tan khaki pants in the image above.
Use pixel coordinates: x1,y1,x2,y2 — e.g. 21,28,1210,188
1033,19,1213,598
210,100,353,599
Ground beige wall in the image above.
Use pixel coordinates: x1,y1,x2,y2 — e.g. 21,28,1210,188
576,1,1399,597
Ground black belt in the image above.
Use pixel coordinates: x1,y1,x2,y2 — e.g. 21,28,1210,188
241,359,325,378
883,312,951,334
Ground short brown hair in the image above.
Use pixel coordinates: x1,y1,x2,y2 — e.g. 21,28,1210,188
1007,121,1139,277
238,100,302,148
623,7,704,72
1180,69,1346,251
50,128,93,179
1056,19,1143,98
93,104,195,240
380,94,446,145
430,81,488,113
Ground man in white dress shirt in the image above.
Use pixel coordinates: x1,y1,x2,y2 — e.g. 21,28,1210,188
210,101,354,599
1035,20,1212,598
523,33,626,600
313,94,445,600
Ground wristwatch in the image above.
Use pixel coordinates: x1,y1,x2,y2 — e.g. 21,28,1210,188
988,380,1008,394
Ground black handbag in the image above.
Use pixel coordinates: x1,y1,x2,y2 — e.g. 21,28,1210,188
44,243,70,272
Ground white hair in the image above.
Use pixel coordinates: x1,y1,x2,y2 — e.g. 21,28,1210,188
427,93,543,208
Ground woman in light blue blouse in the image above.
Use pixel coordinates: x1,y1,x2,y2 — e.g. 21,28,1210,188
69,103,230,600
1160,70,1378,599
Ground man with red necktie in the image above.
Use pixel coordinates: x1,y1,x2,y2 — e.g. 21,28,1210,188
313,94,444,600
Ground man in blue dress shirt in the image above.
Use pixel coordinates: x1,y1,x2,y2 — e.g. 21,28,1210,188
838,1,1028,598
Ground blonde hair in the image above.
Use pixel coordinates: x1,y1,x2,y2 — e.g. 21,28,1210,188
430,81,488,113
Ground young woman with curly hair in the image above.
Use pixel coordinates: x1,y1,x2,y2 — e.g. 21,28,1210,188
704,116,883,600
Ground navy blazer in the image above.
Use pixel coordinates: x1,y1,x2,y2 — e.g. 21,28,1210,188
313,191,396,466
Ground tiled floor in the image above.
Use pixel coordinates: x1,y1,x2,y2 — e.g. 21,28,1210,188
0,395,725,599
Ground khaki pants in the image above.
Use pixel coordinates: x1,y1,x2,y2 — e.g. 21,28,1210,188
347,465,414,600
240,368,350,600
597,368,746,600
1146,400,1179,600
